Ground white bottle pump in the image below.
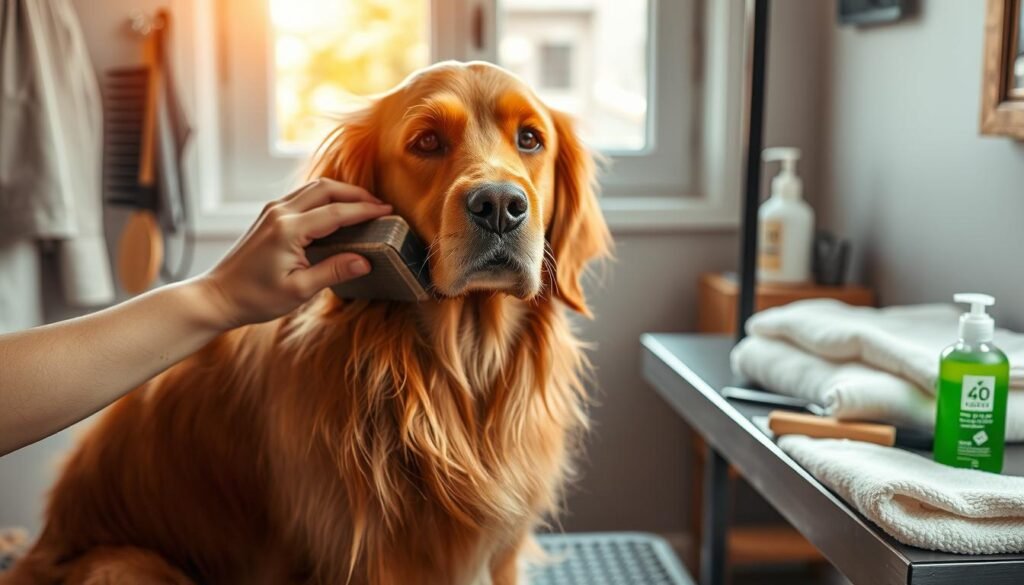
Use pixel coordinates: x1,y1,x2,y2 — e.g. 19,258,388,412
763,147,803,200
954,293,996,343
757,147,814,284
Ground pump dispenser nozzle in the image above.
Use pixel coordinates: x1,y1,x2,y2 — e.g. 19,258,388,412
954,293,996,343
762,147,803,200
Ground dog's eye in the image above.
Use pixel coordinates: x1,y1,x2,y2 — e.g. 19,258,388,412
517,128,542,152
412,131,443,155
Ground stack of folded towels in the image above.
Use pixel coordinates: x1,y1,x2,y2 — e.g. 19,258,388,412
732,300,1024,554
732,299,1024,439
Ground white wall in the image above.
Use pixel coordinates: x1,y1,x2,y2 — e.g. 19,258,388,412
0,0,828,539
821,0,1024,329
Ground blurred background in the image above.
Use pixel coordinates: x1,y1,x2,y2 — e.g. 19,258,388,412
2,1,1024,583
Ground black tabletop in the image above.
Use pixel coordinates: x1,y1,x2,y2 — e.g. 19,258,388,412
641,333,1024,585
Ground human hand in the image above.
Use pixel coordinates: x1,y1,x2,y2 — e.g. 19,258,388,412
197,179,392,328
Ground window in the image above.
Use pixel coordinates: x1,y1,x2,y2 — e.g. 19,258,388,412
499,0,649,152
211,0,433,206
264,0,657,155
269,0,430,152
495,0,700,206
538,44,572,90
186,0,746,233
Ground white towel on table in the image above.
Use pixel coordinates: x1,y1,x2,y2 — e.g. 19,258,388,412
748,300,1024,390
732,336,1024,441
778,435,1024,554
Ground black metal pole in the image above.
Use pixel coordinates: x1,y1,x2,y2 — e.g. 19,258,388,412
700,447,730,585
736,0,770,342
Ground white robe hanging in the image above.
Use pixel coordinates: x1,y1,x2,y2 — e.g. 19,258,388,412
0,0,114,307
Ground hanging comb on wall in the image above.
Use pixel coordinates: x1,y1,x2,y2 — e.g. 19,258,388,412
103,10,192,295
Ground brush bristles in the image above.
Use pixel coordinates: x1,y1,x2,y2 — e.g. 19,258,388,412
102,67,156,207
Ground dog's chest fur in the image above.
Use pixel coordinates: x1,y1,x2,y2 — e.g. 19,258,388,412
265,293,589,584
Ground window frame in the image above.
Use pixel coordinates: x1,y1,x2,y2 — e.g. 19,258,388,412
173,0,746,236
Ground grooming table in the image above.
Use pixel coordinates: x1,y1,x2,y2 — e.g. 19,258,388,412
643,333,1024,585
529,532,694,585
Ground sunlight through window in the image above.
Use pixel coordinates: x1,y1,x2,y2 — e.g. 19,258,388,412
269,0,429,152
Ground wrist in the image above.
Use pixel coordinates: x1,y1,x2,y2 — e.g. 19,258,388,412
178,276,241,333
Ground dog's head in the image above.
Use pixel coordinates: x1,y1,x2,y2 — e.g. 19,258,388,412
313,61,610,315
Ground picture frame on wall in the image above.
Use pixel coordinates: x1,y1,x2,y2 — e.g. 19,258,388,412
980,0,1024,139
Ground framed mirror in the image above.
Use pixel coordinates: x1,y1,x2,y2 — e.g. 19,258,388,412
981,0,1024,138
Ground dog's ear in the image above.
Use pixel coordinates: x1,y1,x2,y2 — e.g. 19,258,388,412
310,104,378,191
546,110,611,317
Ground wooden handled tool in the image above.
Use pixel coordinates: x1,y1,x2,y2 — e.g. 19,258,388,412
106,12,167,295
768,410,896,446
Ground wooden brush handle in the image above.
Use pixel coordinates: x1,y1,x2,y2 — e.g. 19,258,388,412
139,35,157,187
138,12,168,187
768,410,896,446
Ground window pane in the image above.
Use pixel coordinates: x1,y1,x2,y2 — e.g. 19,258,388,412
498,0,650,152
269,0,429,152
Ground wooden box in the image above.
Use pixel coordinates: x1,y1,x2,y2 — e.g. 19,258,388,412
697,272,875,335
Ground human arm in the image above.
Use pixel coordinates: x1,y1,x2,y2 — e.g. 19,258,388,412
0,179,390,455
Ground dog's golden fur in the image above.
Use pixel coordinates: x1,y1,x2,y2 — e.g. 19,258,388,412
4,62,609,584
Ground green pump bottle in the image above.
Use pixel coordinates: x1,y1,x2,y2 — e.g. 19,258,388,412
933,293,1009,473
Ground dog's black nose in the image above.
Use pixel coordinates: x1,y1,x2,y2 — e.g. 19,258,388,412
466,183,529,235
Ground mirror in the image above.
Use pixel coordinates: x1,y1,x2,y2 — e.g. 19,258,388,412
1012,0,1024,96
981,0,1024,138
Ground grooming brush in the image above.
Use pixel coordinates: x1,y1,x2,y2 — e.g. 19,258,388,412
104,10,191,295
764,410,934,450
306,216,431,302
105,64,163,294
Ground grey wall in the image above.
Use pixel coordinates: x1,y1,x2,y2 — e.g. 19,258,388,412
822,0,1024,328
566,0,833,533
764,0,832,209
0,0,828,540
566,232,736,533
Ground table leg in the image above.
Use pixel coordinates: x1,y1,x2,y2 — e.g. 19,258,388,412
701,446,728,585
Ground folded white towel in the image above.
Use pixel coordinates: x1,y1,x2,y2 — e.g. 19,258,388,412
732,336,934,428
732,336,1024,441
747,300,1024,391
778,435,1024,554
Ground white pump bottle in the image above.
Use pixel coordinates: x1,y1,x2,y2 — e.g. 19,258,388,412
758,147,814,284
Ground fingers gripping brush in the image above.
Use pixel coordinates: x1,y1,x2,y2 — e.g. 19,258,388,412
306,216,431,302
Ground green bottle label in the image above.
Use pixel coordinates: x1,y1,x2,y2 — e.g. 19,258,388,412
934,359,1008,473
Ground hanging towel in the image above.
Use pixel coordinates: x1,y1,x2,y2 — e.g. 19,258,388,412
747,300,1024,390
0,0,114,307
732,335,1024,441
0,239,44,332
778,434,1024,555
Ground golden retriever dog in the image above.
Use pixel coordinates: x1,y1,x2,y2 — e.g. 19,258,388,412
5,61,609,585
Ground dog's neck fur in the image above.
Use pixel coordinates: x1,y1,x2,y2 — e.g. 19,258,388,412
273,291,589,583
415,294,534,393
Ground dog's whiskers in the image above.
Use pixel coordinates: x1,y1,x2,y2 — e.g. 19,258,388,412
418,235,443,282
542,242,561,299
